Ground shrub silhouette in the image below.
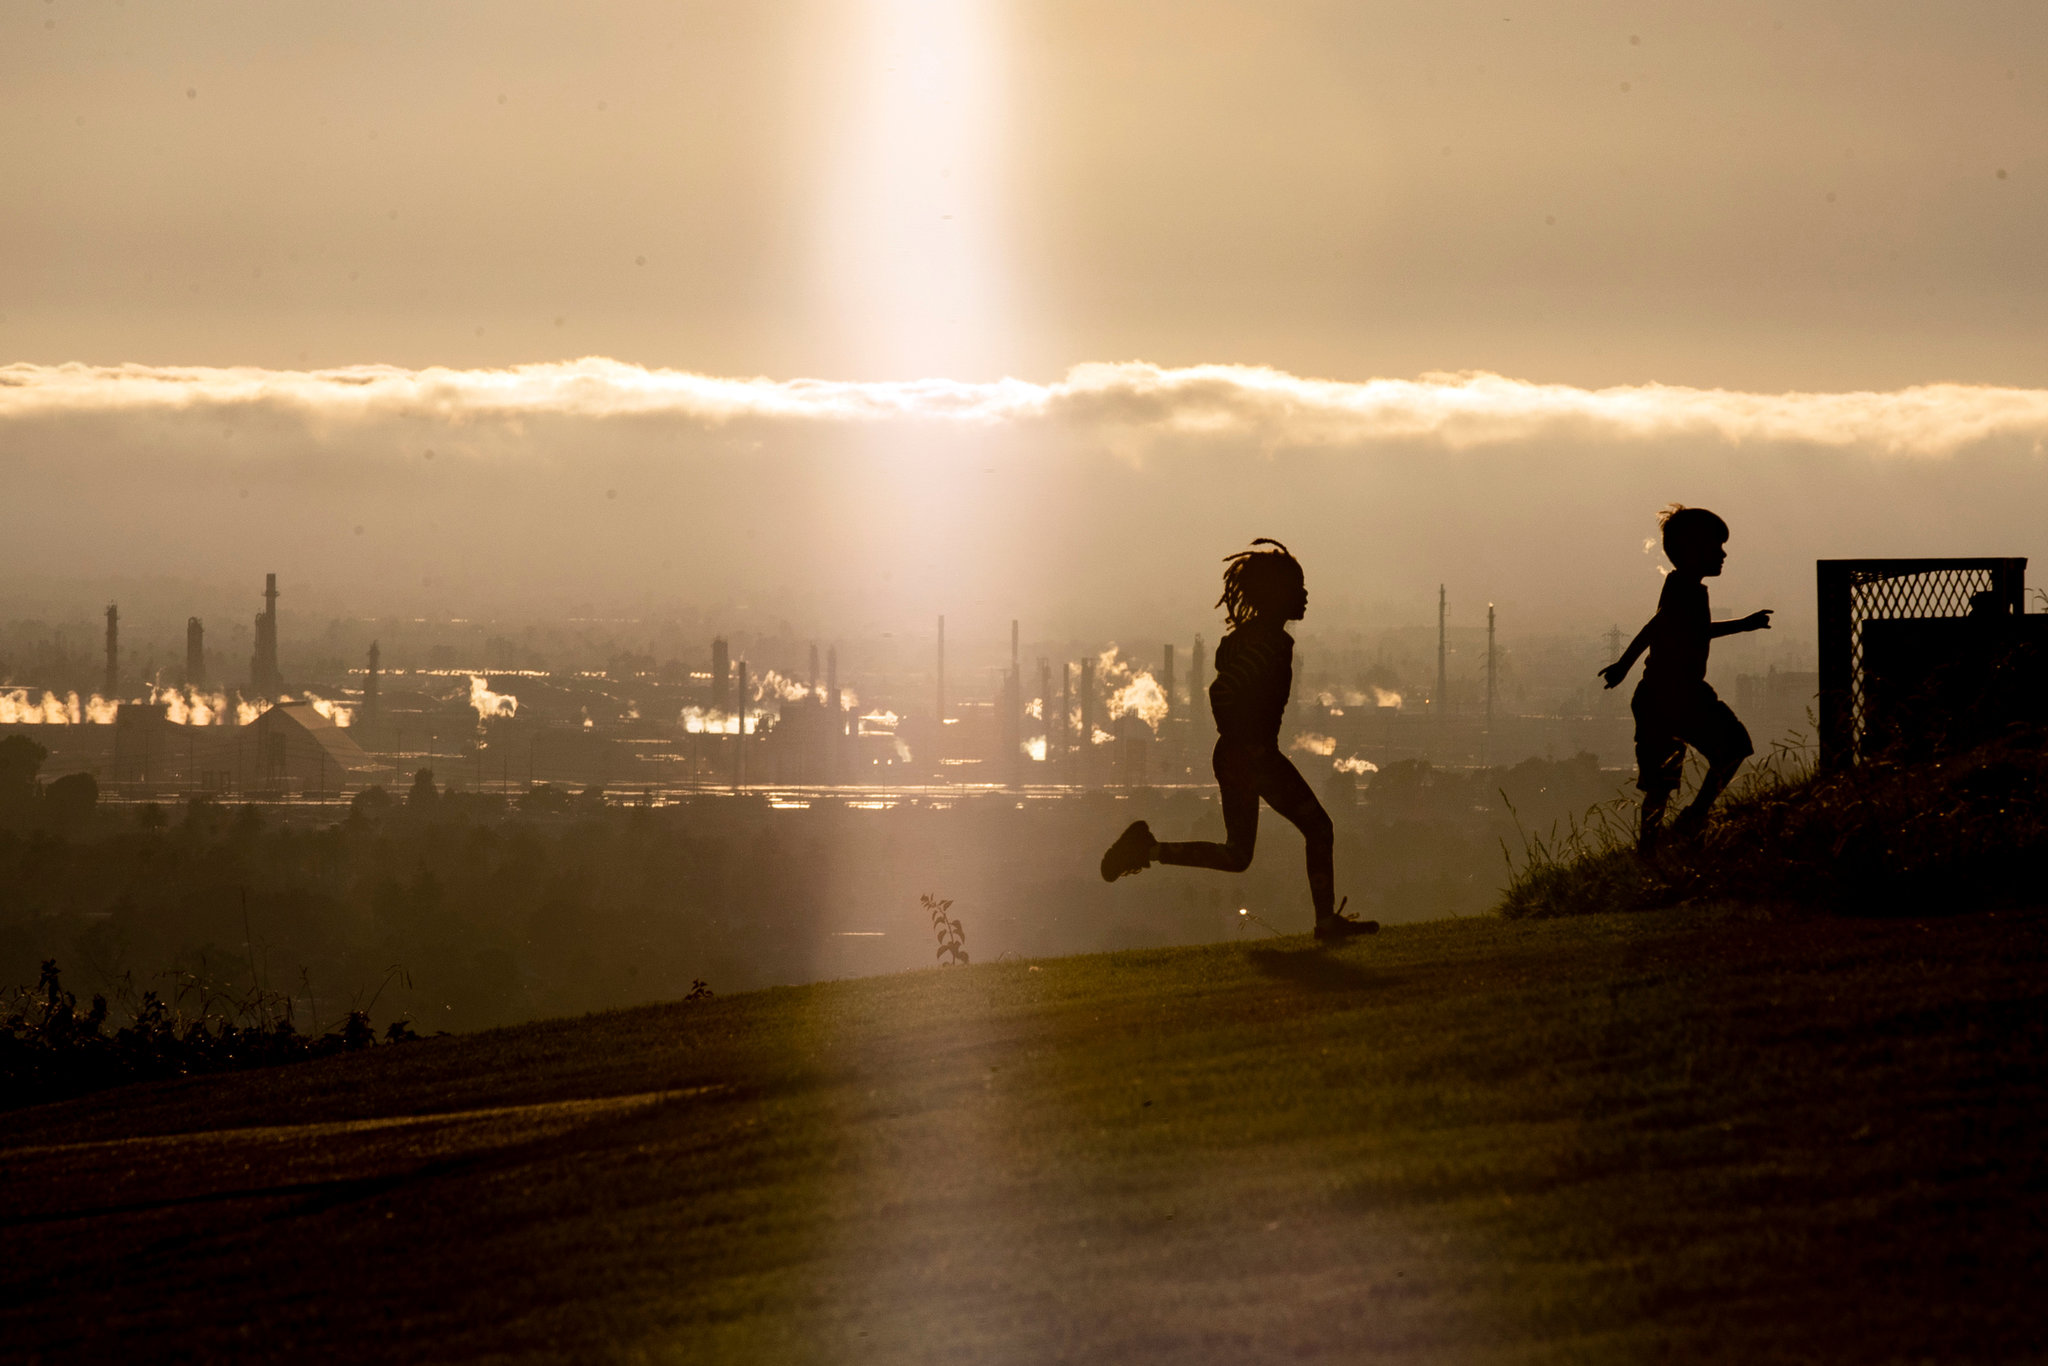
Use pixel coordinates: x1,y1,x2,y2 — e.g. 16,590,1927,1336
1,959,419,1108
924,894,969,965
1501,732,2048,918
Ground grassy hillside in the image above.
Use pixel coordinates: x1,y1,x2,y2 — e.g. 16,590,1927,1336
3,905,2044,1364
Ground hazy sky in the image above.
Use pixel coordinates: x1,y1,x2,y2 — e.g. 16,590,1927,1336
6,2,2048,640
8,0,2048,386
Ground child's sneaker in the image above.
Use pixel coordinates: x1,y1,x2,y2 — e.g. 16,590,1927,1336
1670,804,1712,841
1313,897,1379,940
1099,820,1157,881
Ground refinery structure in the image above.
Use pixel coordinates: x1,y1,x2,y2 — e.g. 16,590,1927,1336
0,572,1819,806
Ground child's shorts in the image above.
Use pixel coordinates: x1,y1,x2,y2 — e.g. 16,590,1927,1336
1632,682,1753,795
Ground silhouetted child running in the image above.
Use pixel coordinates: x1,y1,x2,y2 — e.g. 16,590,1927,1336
1599,505,1773,853
1100,539,1378,941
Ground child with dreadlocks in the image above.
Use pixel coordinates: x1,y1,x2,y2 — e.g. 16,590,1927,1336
1099,539,1379,941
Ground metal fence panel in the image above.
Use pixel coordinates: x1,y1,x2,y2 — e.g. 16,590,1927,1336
1815,558,2026,770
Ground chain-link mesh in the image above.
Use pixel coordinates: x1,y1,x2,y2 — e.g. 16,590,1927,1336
1846,566,1998,753
1818,558,2027,767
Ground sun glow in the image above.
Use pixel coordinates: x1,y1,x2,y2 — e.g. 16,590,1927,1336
820,0,1009,380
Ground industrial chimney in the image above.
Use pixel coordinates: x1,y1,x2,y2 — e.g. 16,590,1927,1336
826,643,841,781
103,603,119,699
1079,655,1095,786
363,640,381,724
185,617,205,689
711,637,730,713
250,573,282,699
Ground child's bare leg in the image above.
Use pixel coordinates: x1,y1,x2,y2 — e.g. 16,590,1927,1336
1251,751,1336,919
1673,759,1741,835
1638,790,1671,854
1156,751,1259,873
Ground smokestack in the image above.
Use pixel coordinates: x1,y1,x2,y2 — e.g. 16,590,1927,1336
1079,655,1095,786
364,640,381,724
808,642,819,698
1060,660,1072,780
1162,644,1176,715
734,659,748,789
1437,585,1447,717
1038,656,1051,767
826,644,841,781
185,617,205,689
251,573,282,699
711,637,730,713
1191,635,1208,736
104,603,119,698
1007,619,1022,787
936,615,946,767
1485,602,1497,758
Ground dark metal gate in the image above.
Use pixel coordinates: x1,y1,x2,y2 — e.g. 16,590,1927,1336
1816,558,2028,771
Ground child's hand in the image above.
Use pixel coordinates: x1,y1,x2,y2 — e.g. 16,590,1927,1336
1597,661,1629,689
1743,609,1774,632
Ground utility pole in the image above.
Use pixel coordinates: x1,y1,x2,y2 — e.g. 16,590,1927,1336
935,615,946,772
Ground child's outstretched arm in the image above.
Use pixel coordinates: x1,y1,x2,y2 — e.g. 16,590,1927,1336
1598,618,1655,689
1709,609,1773,639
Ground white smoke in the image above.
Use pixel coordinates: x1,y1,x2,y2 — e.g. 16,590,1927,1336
1,690,82,724
150,685,226,725
1023,736,1047,761
1291,732,1338,757
679,706,744,735
1025,697,1043,721
0,684,352,729
744,671,855,713
858,710,901,734
302,691,355,727
1107,672,1169,730
754,670,811,703
1316,686,1402,711
468,675,519,720
1091,726,1116,746
1334,756,1378,775
1,690,123,724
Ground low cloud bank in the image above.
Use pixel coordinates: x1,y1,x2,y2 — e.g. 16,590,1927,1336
3,357,2046,633
8,358,2048,455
